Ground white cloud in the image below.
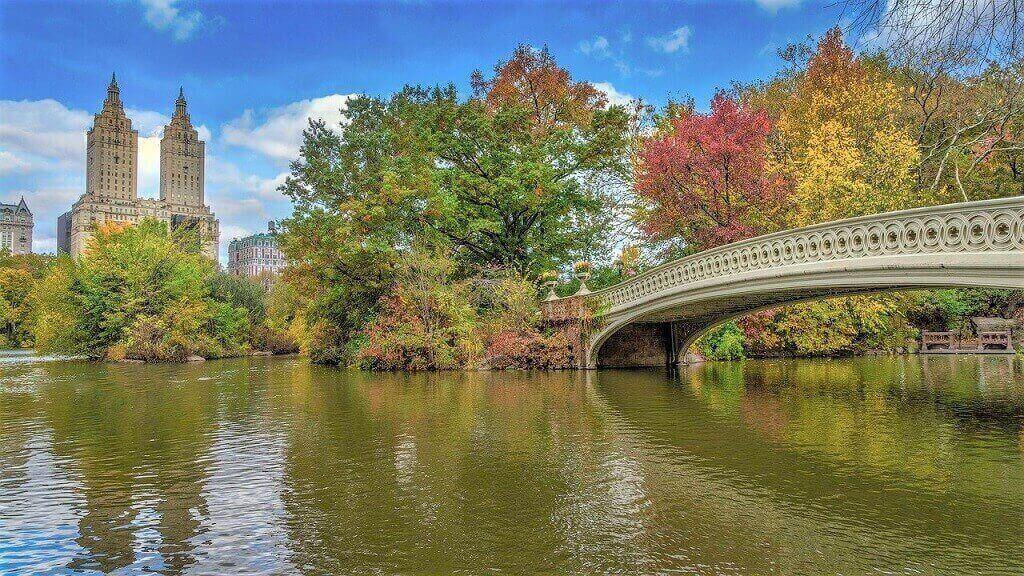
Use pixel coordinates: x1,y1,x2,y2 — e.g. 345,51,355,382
753,0,801,12
222,94,358,165
647,26,692,54
0,99,90,169
137,135,162,197
591,82,636,108
125,108,170,136
0,151,33,175
220,224,253,244
578,36,612,58
138,0,206,41
207,155,288,200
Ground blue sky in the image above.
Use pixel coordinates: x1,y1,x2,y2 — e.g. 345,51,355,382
0,0,852,260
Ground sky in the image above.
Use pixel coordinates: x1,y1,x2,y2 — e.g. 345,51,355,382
0,0,855,262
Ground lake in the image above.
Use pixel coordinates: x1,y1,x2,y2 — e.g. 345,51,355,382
1,353,1022,575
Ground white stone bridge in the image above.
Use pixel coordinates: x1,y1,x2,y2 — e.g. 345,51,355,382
548,197,1024,369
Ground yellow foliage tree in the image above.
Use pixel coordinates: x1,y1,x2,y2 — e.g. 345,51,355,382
777,28,927,226
736,28,930,356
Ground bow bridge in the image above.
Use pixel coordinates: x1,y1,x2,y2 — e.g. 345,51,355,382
546,197,1024,369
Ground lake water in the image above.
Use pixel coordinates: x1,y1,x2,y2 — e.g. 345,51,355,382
1,354,1022,575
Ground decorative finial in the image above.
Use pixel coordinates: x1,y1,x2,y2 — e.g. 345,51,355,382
178,86,184,100
109,72,118,90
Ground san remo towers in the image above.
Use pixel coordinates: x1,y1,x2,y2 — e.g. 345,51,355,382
57,74,219,261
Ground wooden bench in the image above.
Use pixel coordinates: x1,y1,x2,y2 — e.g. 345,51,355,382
978,330,1012,351
921,331,957,351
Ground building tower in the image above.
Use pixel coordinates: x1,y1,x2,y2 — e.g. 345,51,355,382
85,73,139,202
159,87,205,208
0,197,33,255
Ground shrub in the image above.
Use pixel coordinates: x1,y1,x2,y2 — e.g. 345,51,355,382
699,321,746,360
356,251,482,370
31,220,252,361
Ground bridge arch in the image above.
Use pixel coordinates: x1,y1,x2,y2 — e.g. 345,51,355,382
580,198,1024,368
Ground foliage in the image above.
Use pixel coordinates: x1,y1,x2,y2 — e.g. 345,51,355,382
775,28,932,225
279,46,635,364
209,272,267,326
356,251,482,370
906,289,1024,332
635,92,790,252
0,253,55,347
32,220,251,361
698,321,746,360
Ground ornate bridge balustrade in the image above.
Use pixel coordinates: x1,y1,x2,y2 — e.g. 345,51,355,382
558,197,1024,369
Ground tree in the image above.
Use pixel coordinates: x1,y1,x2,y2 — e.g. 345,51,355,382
32,220,250,361
356,250,482,370
471,45,609,134
775,28,928,224
634,92,790,252
279,47,634,364
0,253,55,347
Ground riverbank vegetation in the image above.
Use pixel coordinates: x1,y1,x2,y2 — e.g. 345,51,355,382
1,28,1020,366
270,33,1021,367
3,221,298,361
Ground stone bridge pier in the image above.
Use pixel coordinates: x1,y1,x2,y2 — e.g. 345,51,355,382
542,197,1024,370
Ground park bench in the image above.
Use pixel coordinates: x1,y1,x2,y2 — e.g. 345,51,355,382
977,330,1012,351
921,331,957,351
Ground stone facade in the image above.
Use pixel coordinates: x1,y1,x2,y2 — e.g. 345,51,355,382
59,75,219,261
0,197,33,255
227,222,286,280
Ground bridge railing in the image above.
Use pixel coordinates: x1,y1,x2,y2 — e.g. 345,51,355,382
584,197,1024,313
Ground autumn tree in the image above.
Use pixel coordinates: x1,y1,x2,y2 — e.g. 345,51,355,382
471,44,608,133
634,92,789,252
776,28,927,224
280,46,635,364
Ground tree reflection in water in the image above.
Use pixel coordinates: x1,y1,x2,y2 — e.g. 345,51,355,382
0,354,1021,574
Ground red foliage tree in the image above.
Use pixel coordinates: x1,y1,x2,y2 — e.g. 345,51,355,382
635,93,789,251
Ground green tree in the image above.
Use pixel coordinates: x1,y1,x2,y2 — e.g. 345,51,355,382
279,46,634,363
32,220,251,361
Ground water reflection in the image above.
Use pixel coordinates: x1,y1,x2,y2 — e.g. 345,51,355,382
0,354,1021,574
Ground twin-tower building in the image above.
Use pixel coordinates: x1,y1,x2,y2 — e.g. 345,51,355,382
57,74,219,260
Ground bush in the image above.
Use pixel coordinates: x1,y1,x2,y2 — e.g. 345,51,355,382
31,220,252,361
250,325,300,354
699,321,746,360
485,326,577,369
356,251,482,370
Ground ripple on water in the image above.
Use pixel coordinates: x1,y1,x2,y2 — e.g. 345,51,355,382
0,355,1022,575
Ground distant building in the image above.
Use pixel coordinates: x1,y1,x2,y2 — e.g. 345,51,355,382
57,211,71,254
227,222,286,280
0,197,33,254
60,74,219,260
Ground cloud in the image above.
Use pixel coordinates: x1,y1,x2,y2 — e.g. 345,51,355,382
0,99,90,169
578,36,612,58
138,0,206,41
0,151,33,175
207,155,288,200
222,94,358,165
753,0,801,12
125,108,170,136
578,35,638,76
591,82,636,108
759,42,780,57
647,26,692,54
219,224,253,244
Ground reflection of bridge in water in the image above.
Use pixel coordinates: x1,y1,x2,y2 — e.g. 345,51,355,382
546,197,1024,369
